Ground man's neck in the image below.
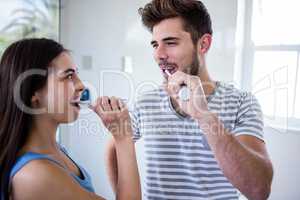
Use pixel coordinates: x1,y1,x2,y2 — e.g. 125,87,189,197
198,70,216,97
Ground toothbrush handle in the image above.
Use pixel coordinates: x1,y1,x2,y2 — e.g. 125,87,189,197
178,85,190,101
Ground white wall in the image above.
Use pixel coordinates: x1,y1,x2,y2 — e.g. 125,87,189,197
264,127,300,199
59,0,300,199
203,0,238,82
60,0,159,198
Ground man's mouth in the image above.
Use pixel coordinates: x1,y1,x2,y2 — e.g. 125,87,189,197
159,63,178,75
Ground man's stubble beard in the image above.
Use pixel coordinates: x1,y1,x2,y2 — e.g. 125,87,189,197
186,51,202,76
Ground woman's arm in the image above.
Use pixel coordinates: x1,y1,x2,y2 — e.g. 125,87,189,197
92,96,141,200
113,137,140,200
105,138,118,193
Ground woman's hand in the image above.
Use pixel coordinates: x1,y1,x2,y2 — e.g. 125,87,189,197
91,96,141,200
90,96,132,141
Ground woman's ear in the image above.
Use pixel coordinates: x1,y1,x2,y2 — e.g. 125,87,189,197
31,92,40,108
197,34,212,54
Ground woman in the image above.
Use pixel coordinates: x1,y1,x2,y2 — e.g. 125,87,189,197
0,38,141,200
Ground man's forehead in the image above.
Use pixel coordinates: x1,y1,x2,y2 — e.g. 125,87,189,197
151,29,188,43
152,18,188,41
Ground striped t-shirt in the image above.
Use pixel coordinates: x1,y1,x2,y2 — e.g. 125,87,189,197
131,81,264,200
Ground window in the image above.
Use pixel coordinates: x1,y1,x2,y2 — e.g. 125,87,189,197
240,0,300,131
0,0,60,56
0,0,61,139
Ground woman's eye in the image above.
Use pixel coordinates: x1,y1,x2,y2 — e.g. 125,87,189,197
67,74,73,80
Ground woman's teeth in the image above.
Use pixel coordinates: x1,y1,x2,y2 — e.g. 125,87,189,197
70,101,80,108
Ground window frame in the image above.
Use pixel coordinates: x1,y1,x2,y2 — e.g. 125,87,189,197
238,0,300,131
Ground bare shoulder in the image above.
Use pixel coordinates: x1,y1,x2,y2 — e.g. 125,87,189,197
11,159,105,200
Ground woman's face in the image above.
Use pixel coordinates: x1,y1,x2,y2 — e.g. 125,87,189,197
35,52,84,123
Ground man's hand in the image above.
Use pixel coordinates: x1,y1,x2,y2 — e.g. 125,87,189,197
90,96,132,141
164,71,209,119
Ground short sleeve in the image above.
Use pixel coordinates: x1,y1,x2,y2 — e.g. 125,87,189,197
232,93,264,141
130,103,142,142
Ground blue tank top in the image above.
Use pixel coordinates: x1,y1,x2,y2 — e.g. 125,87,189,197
7,147,95,196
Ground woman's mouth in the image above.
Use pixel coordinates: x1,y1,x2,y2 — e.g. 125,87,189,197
70,100,80,109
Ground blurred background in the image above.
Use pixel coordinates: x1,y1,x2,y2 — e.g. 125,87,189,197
1,0,300,199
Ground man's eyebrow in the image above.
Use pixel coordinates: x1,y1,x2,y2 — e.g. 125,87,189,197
162,37,179,42
151,40,157,46
151,37,180,45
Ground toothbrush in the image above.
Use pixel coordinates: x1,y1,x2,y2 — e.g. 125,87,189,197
164,70,190,101
77,98,128,108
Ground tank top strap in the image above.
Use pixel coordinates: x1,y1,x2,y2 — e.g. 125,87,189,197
10,152,65,178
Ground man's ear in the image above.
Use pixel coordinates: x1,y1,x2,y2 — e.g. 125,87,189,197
197,33,212,54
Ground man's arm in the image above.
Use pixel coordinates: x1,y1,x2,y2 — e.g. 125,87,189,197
165,71,273,200
198,114,273,200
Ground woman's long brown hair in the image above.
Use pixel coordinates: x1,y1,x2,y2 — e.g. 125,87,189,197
0,38,66,200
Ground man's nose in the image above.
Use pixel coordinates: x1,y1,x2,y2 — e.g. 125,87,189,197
155,45,168,60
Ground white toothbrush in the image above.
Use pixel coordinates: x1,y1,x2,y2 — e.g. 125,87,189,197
77,98,128,108
164,70,190,101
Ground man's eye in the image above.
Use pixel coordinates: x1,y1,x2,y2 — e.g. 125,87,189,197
152,44,158,49
167,42,176,46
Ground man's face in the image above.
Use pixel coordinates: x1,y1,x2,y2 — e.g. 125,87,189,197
151,17,200,79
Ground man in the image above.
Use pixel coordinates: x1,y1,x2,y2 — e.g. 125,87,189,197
106,0,273,199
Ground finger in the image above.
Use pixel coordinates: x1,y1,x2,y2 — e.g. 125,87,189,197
168,81,181,96
119,99,130,115
163,82,168,91
186,76,201,90
173,71,195,90
163,82,175,99
102,96,112,111
172,71,185,83
119,100,130,119
163,78,168,85
168,73,183,93
118,98,125,109
92,97,105,114
110,96,119,111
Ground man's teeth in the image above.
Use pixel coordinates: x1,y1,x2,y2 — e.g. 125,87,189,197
163,67,174,71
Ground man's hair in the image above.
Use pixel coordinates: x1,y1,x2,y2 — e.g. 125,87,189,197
139,0,213,44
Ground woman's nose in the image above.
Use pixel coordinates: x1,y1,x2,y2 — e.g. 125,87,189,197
75,77,85,93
